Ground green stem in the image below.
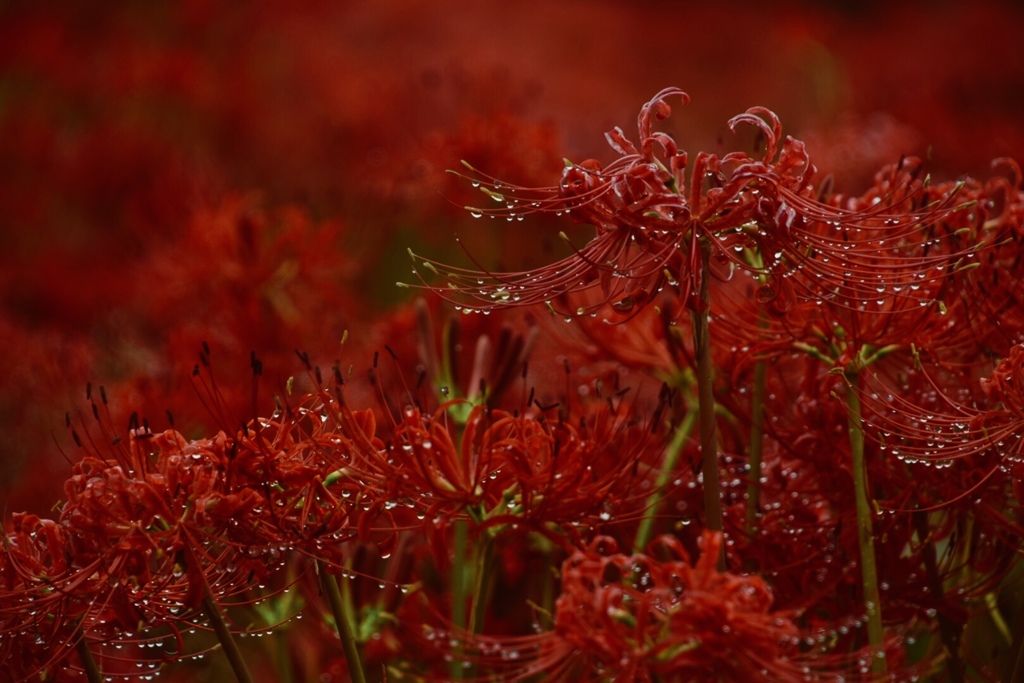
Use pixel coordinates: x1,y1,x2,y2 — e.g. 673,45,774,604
690,238,724,568
450,518,469,680
276,628,295,683
1008,589,1024,683
745,358,768,536
541,541,557,625
202,591,255,683
997,549,1024,682
457,533,497,681
451,519,469,631
318,561,367,683
635,411,697,553
984,591,1013,645
468,533,495,636
74,626,103,683
844,375,887,679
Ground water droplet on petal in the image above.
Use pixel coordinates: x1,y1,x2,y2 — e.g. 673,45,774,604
612,297,636,312
755,284,776,304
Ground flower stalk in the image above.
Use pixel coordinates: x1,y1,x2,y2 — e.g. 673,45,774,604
843,371,886,679
469,533,496,636
318,560,367,683
635,409,696,553
74,627,103,683
745,357,768,537
202,591,255,683
691,237,725,568
450,518,470,680
913,510,964,682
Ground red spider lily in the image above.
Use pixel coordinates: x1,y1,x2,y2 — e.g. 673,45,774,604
951,158,1024,355
286,315,666,548
316,392,659,552
419,532,911,682
982,343,1024,414
707,156,1022,368
552,532,803,681
407,88,976,320
725,368,904,604
717,346,1020,680
738,154,978,316
859,343,1024,504
0,365,392,679
0,192,362,515
0,513,93,680
454,403,658,546
57,428,281,646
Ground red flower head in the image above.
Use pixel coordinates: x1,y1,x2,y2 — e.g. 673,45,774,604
58,427,279,636
859,343,1024,494
407,88,974,320
551,532,800,681
326,395,658,552
433,531,904,681
0,514,91,680
2,369,381,679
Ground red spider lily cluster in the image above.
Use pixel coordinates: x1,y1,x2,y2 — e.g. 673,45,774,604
403,87,1024,682
4,3,1024,683
3,84,1022,682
